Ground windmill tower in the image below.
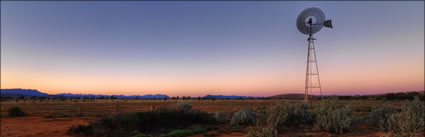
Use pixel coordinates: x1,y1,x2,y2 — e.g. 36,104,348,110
296,8,333,101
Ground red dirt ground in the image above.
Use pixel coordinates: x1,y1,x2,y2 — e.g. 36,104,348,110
1,116,424,137
1,116,92,137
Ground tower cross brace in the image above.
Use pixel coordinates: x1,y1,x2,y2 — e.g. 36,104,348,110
304,23,323,101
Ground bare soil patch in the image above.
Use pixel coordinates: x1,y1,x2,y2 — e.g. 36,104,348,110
1,116,92,137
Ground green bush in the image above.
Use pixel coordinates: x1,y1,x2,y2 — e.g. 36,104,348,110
314,98,352,134
288,101,314,126
230,109,256,127
246,126,277,137
167,129,194,137
265,102,293,129
68,107,216,137
266,101,313,129
8,107,27,117
246,101,313,137
387,97,424,137
369,105,398,131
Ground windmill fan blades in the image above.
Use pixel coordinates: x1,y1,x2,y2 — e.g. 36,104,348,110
296,7,328,35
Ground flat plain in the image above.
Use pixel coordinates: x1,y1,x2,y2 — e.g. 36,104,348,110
0,99,423,137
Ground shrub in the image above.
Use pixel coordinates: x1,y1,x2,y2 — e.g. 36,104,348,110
230,109,256,127
213,112,231,124
288,101,314,126
266,101,313,129
69,107,216,137
314,98,352,134
265,102,293,129
387,97,424,137
178,102,193,110
8,107,27,117
247,101,313,137
369,105,398,131
246,126,278,137
167,129,194,137
253,105,268,115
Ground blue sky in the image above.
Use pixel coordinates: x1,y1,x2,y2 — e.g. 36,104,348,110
1,1,424,96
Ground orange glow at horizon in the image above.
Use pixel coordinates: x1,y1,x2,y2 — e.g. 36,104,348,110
2,59,423,97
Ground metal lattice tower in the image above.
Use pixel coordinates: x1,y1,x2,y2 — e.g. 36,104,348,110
304,34,322,101
296,7,332,101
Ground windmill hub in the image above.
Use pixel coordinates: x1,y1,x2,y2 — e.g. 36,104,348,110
296,7,333,101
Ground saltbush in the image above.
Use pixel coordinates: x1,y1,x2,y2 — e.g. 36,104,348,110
247,101,313,137
314,98,352,134
387,97,425,137
266,101,313,129
8,107,27,117
230,109,256,126
266,102,293,129
369,105,398,131
288,101,314,126
246,126,278,137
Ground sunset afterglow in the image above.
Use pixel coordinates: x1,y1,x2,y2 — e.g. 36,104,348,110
1,1,423,96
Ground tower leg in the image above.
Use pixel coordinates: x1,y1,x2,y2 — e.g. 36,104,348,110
304,37,322,102
304,38,312,101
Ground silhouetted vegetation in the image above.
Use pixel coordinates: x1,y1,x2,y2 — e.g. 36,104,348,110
7,107,27,117
68,102,216,137
336,91,424,101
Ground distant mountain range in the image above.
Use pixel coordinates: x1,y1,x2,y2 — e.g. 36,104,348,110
0,89,49,97
0,88,249,99
0,89,168,99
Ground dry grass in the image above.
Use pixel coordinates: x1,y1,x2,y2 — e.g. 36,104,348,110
0,99,403,117
1,99,423,137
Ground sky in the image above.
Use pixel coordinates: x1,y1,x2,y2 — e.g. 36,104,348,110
1,1,424,97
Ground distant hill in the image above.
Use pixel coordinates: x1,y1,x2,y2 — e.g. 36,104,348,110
270,93,320,99
0,88,49,97
203,95,248,99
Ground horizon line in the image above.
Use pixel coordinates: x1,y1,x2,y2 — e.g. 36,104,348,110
1,88,423,97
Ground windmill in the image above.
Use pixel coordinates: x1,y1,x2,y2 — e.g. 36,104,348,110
296,8,333,101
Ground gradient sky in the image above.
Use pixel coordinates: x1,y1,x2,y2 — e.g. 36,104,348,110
1,1,424,96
